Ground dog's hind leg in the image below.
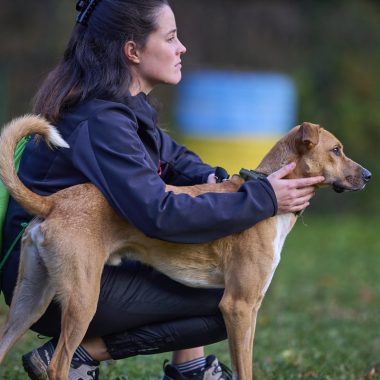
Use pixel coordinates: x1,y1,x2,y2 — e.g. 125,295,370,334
0,231,55,363
46,239,105,380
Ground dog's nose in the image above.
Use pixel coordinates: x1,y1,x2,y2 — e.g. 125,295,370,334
362,168,372,183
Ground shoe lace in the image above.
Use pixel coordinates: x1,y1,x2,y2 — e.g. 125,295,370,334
211,360,233,380
86,366,99,380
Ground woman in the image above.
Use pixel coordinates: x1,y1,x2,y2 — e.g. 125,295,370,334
1,0,324,379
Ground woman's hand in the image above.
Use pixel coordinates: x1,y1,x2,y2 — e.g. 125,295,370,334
267,162,324,214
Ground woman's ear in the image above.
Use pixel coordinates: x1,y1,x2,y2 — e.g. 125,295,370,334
124,41,140,63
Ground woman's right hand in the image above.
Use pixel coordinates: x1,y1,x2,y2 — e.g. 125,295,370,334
267,162,325,214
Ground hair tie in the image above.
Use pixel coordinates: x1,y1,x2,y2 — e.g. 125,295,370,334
76,0,100,26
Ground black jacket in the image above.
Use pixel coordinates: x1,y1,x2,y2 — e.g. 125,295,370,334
1,93,277,296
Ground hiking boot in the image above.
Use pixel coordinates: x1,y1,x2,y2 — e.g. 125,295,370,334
22,340,100,380
163,355,233,380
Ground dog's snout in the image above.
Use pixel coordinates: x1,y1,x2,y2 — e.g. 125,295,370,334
362,168,372,183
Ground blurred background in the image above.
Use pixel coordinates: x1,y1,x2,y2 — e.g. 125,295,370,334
1,2,380,378
0,0,379,214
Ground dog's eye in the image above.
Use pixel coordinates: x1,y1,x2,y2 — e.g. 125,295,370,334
332,146,341,156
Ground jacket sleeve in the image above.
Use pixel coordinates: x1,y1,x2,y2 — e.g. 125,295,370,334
70,104,277,244
157,129,215,185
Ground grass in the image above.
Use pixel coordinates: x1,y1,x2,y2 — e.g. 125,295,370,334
1,214,380,379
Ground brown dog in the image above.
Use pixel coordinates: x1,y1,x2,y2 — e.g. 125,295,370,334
0,115,371,380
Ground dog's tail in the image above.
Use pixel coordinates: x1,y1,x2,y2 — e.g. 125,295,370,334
0,114,69,217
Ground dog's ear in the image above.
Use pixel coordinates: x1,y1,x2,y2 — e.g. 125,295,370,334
295,122,320,153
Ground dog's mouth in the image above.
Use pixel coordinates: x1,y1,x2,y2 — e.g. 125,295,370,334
329,168,371,193
332,167,372,193
332,182,367,193
332,183,350,193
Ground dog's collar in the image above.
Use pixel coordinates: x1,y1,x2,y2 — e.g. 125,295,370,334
239,168,268,181
239,168,304,217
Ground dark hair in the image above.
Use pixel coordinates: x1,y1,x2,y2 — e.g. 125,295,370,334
33,0,169,122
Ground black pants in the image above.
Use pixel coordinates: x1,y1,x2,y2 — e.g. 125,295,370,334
3,256,226,360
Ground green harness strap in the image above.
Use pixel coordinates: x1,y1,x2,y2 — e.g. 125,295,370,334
0,222,29,270
0,135,31,271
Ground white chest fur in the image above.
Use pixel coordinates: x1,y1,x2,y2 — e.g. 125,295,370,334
261,213,295,295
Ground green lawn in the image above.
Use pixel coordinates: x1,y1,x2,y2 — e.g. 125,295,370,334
1,215,380,379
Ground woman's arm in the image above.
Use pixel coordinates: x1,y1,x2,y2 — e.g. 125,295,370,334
69,104,277,244
157,128,216,186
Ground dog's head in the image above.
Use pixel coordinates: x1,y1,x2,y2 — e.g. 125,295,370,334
292,122,371,192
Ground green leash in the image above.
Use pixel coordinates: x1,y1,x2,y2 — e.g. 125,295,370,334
0,135,32,273
0,222,29,271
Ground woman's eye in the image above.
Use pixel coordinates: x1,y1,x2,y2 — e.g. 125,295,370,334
332,147,341,156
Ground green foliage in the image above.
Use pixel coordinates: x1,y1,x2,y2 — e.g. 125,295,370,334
294,0,380,214
1,216,380,379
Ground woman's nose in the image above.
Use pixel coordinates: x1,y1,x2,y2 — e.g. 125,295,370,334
178,40,187,55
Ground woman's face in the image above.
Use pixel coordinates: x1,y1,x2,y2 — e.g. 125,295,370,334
128,5,186,94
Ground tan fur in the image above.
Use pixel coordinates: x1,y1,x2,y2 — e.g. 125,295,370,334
0,116,370,380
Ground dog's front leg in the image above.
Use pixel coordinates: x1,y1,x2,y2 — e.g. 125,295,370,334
0,232,55,363
219,234,274,380
220,285,262,380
